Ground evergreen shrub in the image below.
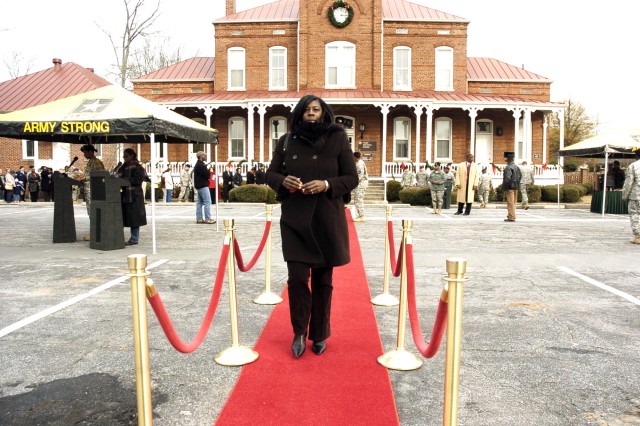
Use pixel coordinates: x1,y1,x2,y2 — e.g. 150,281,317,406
387,180,402,202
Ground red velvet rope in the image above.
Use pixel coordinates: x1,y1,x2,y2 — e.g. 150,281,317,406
405,242,448,358
147,243,230,354
387,221,403,277
234,221,272,272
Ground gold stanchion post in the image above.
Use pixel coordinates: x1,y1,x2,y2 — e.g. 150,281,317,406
442,258,468,426
371,205,399,306
127,254,153,426
215,219,259,366
377,219,423,371
253,205,283,305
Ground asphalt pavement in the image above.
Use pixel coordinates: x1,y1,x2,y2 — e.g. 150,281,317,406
0,200,639,425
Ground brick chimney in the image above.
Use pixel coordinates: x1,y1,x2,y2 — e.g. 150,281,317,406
226,0,235,16
52,58,62,71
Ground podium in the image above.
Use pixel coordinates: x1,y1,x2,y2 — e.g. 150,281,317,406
52,172,83,243
90,171,129,250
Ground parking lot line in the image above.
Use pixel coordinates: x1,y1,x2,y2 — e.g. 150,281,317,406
557,266,640,306
0,258,170,338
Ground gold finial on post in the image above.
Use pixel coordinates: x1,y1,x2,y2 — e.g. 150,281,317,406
254,205,283,305
127,254,153,426
377,219,422,371
442,257,468,426
371,205,399,306
215,219,259,366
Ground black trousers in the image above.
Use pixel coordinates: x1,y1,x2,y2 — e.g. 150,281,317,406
286,261,333,342
457,202,472,214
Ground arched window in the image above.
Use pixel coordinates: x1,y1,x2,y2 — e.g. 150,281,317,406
435,46,453,91
229,117,246,160
393,46,411,90
393,117,411,160
325,41,356,88
228,47,246,90
434,117,452,161
269,47,287,90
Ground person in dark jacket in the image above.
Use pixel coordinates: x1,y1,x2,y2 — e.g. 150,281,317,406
222,164,234,202
232,167,243,187
266,94,358,358
503,151,521,222
117,148,147,245
193,151,215,223
255,164,266,185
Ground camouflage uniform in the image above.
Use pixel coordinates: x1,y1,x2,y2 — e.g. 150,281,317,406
84,157,105,216
68,168,84,202
401,169,415,188
478,172,492,207
429,169,446,213
354,158,368,219
178,167,192,201
622,158,640,243
415,169,429,187
519,163,535,208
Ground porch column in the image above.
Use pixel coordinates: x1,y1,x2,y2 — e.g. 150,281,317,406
542,113,549,164
523,108,532,162
256,103,268,165
377,102,394,202
511,107,522,156
247,103,256,164
202,106,214,162
467,107,478,156
412,103,424,165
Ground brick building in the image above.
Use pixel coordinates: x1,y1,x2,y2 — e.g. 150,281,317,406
132,0,566,182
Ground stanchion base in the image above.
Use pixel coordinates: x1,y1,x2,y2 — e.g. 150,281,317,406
214,345,259,366
378,349,423,371
371,293,399,306
253,291,283,305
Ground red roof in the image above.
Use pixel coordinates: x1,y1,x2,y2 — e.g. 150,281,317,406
213,0,466,23
132,57,214,82
150,89,556,106
0,59,112,112
467,58,551,82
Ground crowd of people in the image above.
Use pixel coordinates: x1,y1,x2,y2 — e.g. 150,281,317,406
1,164,66,203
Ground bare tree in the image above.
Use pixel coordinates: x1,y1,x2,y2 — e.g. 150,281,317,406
3,51,34,79
547,99,597,166
128,36,182,79
98,0,161,87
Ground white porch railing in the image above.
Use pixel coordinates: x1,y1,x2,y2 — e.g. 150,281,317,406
383,162,564,186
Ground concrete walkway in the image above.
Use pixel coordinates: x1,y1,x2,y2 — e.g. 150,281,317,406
0,202,638,425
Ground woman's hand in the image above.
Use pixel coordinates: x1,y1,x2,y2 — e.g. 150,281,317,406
283,175,302,191
301,180,327,195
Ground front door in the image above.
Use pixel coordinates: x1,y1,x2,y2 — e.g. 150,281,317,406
475,120,493,165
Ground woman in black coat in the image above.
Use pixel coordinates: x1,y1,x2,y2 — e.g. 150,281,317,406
118,148,147,246
266,95,358,358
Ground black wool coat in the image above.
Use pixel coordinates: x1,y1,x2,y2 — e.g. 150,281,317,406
118,162,147,228
266,125,358,266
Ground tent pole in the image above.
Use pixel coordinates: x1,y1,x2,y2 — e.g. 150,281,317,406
215,144,219,232
150,134,157,254
557,164,560,210
602,152,608,218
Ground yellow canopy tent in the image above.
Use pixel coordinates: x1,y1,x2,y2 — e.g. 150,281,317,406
0,85,219,252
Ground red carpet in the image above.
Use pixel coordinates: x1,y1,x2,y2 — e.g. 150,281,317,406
215,213,400,425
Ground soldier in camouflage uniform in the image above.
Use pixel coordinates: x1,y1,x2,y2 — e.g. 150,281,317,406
401,165,415,188
429,162,446,214
353,151,368,222
622,149,640,244
518,161,535,210
477,167,492,208
80,144,105,241
178,164,192,202
415,165,429,187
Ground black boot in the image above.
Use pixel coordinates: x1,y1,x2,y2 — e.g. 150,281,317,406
292,333,306,358
311,340,327,355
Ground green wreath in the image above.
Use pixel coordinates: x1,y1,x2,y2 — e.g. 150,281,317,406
327,1,354,28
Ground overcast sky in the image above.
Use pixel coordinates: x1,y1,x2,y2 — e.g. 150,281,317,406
1,0,638,132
